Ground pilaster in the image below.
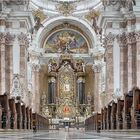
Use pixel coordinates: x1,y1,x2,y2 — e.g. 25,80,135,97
92,63,102,113
135,31,140,87
31,64,40,113
127,32,137,90
18,32,29,105
104,33,115,103
0,35,6,94
0,32,14,94
117,33,128,94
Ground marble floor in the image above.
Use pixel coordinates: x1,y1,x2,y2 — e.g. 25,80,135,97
0,129,140,140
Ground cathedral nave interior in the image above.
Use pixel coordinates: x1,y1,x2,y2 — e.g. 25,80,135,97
0,0,140,139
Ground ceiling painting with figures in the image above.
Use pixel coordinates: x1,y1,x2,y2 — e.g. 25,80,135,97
44,30,88,54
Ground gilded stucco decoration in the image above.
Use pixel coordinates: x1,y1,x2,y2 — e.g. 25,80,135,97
32,9,47,30
45,54,89,119
33,9,47,22
85,9,100,22
56,2,76,16
57,63,76,118
85,9,101,35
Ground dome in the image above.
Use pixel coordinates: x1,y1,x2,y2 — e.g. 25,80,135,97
30,0,102,15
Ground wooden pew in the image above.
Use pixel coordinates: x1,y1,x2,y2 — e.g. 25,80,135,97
26,107,30,129
103,107,107,130
9,98,17,129
0,94,10,129
0,104,2,128
29,108,32,129
111,102,117,129
85,116,94,131
107,105,111,130
16,102,22,129
116,99,124,129
131,87,140,129
21,105,26,129
101,108,104,130
123,91,133,129
94,113,101,132
32,113,49,130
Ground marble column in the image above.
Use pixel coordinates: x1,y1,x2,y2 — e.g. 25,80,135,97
9,38,13,94
117,33,128,94
0,34,6,94
93,63,102,113
127,32,136,91
104,33,115,104
136,31,140,87
18,33,29,104
32,64,40,113
0,32,14,94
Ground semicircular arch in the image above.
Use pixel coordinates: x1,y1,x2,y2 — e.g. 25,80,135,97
36,16,97,52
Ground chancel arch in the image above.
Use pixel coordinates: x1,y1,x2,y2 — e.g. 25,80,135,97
36,16,98,50
32,13,100,127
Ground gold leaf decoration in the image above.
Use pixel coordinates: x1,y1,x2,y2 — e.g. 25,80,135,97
85,9,100,22
32,9,47,22
56,2,76,16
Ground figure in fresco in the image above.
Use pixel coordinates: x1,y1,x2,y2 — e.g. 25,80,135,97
69,38,78,48
34,16,44,31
